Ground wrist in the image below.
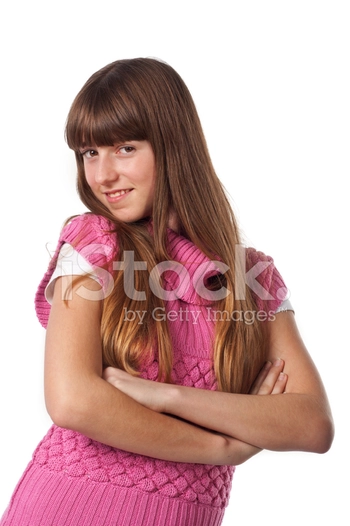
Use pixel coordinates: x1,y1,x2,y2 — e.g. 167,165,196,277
163,383,181,414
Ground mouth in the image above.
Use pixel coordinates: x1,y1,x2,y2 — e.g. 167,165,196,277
106,189,133,198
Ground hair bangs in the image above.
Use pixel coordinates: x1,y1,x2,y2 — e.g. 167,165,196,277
65,83,148,152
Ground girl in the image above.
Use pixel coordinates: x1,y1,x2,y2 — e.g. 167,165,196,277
0,58,334,526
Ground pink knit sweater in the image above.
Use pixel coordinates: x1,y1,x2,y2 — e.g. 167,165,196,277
1,214,287,526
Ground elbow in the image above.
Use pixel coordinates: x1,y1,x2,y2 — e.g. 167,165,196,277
45,384,93,431
317,417,335,454
307,412,335,454
46,395,82,430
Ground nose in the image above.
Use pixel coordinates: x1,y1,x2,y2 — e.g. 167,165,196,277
94,151,119,185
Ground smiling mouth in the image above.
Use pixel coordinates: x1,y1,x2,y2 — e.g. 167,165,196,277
107,189,132,198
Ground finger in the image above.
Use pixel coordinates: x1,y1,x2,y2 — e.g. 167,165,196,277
103,366,120,383
271,372,288,394
256,359,285,395
249,361,272,394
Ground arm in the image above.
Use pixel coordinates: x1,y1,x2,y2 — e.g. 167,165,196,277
45,275,258,465
105,312,334,454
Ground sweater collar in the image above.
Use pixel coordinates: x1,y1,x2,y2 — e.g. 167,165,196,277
160,229,224,305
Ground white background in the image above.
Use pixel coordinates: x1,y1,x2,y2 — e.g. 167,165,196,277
0,1,348,524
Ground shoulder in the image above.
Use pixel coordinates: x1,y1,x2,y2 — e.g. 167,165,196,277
35,214,118,328
61,212,114,237
59,213,118,268
244,247,289,314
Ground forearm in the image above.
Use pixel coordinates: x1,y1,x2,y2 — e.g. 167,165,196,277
49,373,252,466
103,362,332,454
164,385,331,453
160,312,334,454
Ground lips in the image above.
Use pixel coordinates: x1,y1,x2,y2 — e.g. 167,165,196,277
106,189,133,198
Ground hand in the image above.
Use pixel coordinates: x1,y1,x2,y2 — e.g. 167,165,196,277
103,367,168,412
223,359,288,464
249,359,288,395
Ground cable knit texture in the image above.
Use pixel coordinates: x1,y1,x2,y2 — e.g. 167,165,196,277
1,214,287,526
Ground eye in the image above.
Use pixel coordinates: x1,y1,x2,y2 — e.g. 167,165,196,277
80,149,98,159
119,146,135,154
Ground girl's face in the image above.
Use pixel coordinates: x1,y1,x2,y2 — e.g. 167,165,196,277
80,141,156,223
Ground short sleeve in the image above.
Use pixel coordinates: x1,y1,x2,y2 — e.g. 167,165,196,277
245,247,289,315
35,214,118,328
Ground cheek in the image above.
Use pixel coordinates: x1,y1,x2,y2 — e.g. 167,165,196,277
84,168,95,189
148,174,156,200
148,163,157,191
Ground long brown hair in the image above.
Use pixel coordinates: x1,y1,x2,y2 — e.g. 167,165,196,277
65,57,266,393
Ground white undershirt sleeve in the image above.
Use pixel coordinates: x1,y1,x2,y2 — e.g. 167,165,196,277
45,243,99,304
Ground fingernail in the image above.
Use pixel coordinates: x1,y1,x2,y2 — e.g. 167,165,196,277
264,361,272,370
274,358,283,367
